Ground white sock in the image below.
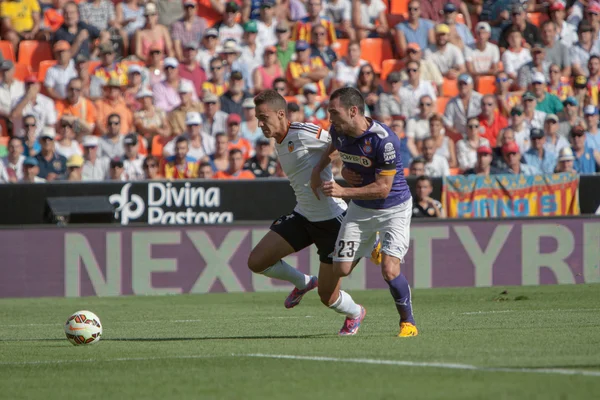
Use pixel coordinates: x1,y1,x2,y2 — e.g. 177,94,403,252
260,260,311,289
329,290,362,319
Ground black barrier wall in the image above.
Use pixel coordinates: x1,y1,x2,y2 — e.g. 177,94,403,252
0,176,597,225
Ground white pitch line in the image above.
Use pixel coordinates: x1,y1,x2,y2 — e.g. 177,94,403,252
461,308,600,315
0,355,220,366
243,354,600,378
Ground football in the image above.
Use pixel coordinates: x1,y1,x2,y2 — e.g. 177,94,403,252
64,310,103,346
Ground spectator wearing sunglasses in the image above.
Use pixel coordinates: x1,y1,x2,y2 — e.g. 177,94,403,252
81,135,110,181
399,43,443,93
456,117,490,170
570,125,600,173
558,97,584,138
98,113,126,159
394,1,434,57
398,60,437,118
202,57,229,97
310,24,338,71
494,71,521,117
55,77,97,136
439,3,474,50
509,105,531,153
443,73,482,138
478,95,507,148
196,29,220,78
522,128,557,174
498,3,541,51
466,22,500,77
55,116,83,159
543,114,569,154
405,95,435,157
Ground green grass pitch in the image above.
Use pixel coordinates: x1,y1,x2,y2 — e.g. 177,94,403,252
1,285,599,400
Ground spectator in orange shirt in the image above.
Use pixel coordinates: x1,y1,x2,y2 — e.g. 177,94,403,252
292,0,336,45
226,113,253,160
214,148,255,179
478,95,508,148
286,40,328,96
95,78,133,135
56,77,97,135
44,0,67,33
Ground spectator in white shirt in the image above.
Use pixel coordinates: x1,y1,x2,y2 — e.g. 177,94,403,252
324,0,355,41
466,22,500,77
425,24,466,79
549,1,577,47
11,76,57,139
501,27,532,80
443,73,483,137
240,20,264,88
44,41,78,101
422,137,450,177
333,41,367,89
0,60,25,121
456,117,491,170
570,20,600,77
257,0,279,47
352,0,388,40
54,117,83,159
522,91,546,130
164,112,216,159
0,137,25,182
398,60,437,118
406,95,435,157
543,113,570,154
216,2,244,45
122,133,145,181
196,29,220,78
509,105,531,153
81,135,110,181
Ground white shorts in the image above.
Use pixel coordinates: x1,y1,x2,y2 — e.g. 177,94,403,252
333,198,413,263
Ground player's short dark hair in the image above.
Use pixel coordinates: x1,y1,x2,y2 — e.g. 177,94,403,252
254,89,287,112
416,175,432,185
229,148,243,157
329,87,365,116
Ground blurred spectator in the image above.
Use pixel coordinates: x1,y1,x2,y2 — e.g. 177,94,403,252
253,46,283,93
116,0,146,39
444,73,482,137
11,76,57,139
275,22,295,72
430,113,457,168
226,113,253,159
81,135,110,181
323,0,354,41
456,117,490,170
171,0,207,61
108,157,125,180
516,42,548,89
44,0,68,35
522,128,557,174
547,64,573,101
272,77,288,96
240,21,264,78
570,125,600,173
501,28,532,80
441,2,473,49
133,2,174,62
287,102,304,122
466,22,500,77
394,1,434,57
558,97,584,137
178,43,207,97
420,0,466,26
398,60,436,118
549,1,577,47
135,89,170,140
257,0,279,48
65,154,83,181
554,147,576,173
94,43,128,86
196,29,220,76
142,155,161,179
79,0,116,32
146,44,166,86
244,137,277,177
209,132,229,171
502,141,540,175
240,98,264,144
531,72,563,115
351,0,388,41
287,40,327,96
293,0,336,45
377,72,403,126
0,61,25,121
203,57,229,96
425,24,466,79
399,43,443,91
214,148,256,179
76,55,104,100
310,24,338,71
201,92,229,136
422,137,450,177
355,64,382,115
34,127,66,181
122,133,144,181
588,55,600,105
570,20,599,76
390,117,412,165
478,95,507,148
498,3,541,50
408,156,425,177
510,105,531,153
303,83,326,120
405,95,435,156
492,127,515,170
21,115,40,156
162,136,198,179
96,78,133,134
166,84,202,136
1,137,25,182
522,91,546,130
156,0,183,27
495,70,521,117
164,112,215,159
154,58,198,112
216,2,244,45
463,145,506,175
412,176,445,218
55,117,83,159
220,41,251,90
541,21,571,77
0,0,41,52
573,75,591,113
45,40,78,100
221,71,252,116
53,1,103,59
98,113,125,159
124,65,145,112
584,105,600,151
21,157,45,183
197,161,214,178
55,77,97,136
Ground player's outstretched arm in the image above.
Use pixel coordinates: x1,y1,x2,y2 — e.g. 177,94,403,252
322,173,393,200
310,141,336,199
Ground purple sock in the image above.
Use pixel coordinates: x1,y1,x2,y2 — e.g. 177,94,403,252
386,273,415,324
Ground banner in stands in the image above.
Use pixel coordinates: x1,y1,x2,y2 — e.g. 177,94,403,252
443,174,580,218
1,218,598,298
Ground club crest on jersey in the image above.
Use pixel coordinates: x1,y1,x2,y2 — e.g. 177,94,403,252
362,138,373,154
288,141,294,152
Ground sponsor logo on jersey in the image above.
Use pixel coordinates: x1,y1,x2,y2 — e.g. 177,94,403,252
288,141,295,152
383,142,396,162
363,138,373,154
339,152,373,167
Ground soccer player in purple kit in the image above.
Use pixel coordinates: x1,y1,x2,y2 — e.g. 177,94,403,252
310,87,418,337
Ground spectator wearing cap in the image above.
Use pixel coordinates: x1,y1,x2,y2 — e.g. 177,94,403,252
456,116,490,170
123,65,146,112
351,0,388,40
34,127,67,180
498,3,541,50
412,176,445,218
440,2,474,49
522,128,558,174
463,145,507,176
240,98,264,144
166,82,203,136
419,0,465,25
584,105,600,151
55,77,97,136
220,40,252,90
554,147,576,173
21,157,46,183
275,22,295,72
240,21,264,81
214,148,256,179
422,137,450,177
98,113,126,159
215,1,244,45
202,57,229,97
95,78,133,134
81,135,110,181
154,58,199,113
558,97,584,137
424,24,466,80
570,20,600,77
244,137,277,178
0,0,41,52
443,73,482,137
398,60,437,118
115,0,146,38
134,89,170,140
196,29,220,77
573,75,591,114
478,95,508,148
45,41,78,101
226,113,253,160
0,137,25,182
394,1,434,57
332,41,366,89
202,92,229,136
0,60,25,120
121,133,145,181
55,116,83,159
404,95,434,155
543,113,569,154
108,157,125,181
377,72,403,126
164,112,215,160
257,0,279,48
502,141,540,175
323,0,355,42
587,2,600,40
21,115,40,156
529,72,563,115
310,23,338,71
161,136,199,179
170,0,208,62
522,91,546,131
501,27,532,80
11,75,57,139
547,63,573,101
253,46,283,93
465,22,500,77
221,71,253,116
93,42,129,87
292,0,336,45
399,43,443,91
587,55,600,105
548,1,577,48
178,42,208,97
509,105,531,153
53,2,104,59
65,154,84,181
133,2,175,62
286,40,328,96
540,21,571,77
570,125,600,173
516,42,549,89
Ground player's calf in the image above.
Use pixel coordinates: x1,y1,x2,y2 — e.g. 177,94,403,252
381,255,416,327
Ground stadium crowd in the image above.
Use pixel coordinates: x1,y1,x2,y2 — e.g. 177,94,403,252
0,0,598,200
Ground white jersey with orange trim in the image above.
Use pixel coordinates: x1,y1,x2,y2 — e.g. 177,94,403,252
275,122,348,222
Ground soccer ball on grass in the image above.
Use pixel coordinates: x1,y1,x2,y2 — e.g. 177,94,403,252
64,310,102,345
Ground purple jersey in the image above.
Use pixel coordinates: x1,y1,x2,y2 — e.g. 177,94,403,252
330,119,412,209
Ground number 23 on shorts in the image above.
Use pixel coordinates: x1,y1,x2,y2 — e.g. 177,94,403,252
337,240,356,258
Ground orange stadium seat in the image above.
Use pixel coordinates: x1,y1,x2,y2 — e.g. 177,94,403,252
360,38,393,74
0,41,15,62
151,135,170,158
17,41,53,72
527,12,548,27
380,59,404,82
436,96,450,114
442,78,459,97
37,60,57,82
387,14,405,29
13,64,32,80
390,0,409,15
335,39,349,58
0,120,8,137
476,75,496,95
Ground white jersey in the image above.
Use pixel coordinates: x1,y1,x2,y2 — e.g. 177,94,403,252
275,122,347,222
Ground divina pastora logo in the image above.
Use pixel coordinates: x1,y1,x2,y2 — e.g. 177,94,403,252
109,182,234,225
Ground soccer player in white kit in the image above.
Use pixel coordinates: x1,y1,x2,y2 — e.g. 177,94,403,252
247,90,368,335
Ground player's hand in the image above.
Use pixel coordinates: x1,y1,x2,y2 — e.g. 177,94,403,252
341,166,362,186
310,167,323,200
322,180,345,198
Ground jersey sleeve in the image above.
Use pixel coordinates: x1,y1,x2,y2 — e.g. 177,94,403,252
374,136,400,176
297,124,330,150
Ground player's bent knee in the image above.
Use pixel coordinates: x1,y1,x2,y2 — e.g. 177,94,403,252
333,262,352,277
317,286,337,306
247,249,269,273
381,259,401,281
